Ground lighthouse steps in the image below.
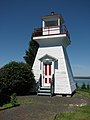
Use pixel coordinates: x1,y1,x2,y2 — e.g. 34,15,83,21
37,87,51,96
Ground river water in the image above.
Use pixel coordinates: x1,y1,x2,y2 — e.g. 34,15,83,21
74,78,90,87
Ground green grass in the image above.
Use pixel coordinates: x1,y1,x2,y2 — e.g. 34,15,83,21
0,93,20,111
18,97,32,105
76,90,90,98
3,103,13,108
0,103,13,111
0,102,20,111
54,90,90,120
54,105,90,120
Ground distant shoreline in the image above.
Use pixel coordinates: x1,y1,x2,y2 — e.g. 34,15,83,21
74,76,90,79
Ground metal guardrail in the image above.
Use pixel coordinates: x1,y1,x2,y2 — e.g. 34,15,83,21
32,25,70,39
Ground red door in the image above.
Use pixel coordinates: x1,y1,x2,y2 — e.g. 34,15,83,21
43,63,52,87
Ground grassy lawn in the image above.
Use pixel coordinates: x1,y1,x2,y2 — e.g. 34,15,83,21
54,105,90,120
0,90,90,120
54,90,90,120
0,93,19,111
0,103,13,111
0,103,20,111
76,90,90,98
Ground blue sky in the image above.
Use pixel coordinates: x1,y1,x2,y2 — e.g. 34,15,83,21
0,0,90,76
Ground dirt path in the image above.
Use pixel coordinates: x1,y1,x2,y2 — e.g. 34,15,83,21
0,94,90,120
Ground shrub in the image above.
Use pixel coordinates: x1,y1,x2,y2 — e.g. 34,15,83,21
0,93,10,106
0,61,36,95
10,93,18,106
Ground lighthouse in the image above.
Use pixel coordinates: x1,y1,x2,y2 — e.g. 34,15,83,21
32,12,76,96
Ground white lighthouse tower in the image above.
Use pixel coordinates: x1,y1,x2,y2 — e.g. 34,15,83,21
32,12,76,96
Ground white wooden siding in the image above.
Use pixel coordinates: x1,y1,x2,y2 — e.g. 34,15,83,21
32,45,76,94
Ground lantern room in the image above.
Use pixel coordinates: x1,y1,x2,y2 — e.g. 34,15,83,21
42,12,64,35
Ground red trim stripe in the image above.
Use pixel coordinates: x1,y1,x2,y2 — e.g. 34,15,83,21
49,78,51,83
45,64,47,75
45,78,47,83
49,64,51,75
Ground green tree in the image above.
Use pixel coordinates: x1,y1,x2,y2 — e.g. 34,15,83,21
0,61,35,95
87,84,90,90
81,83,86,89
76,82,80,89
24,36,39,67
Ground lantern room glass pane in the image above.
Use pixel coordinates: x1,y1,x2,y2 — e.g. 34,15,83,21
45,20,58,27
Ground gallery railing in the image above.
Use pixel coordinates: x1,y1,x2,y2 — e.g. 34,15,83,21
32,25,70,39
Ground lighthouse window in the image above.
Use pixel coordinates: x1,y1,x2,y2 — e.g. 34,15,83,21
45,20,58,27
